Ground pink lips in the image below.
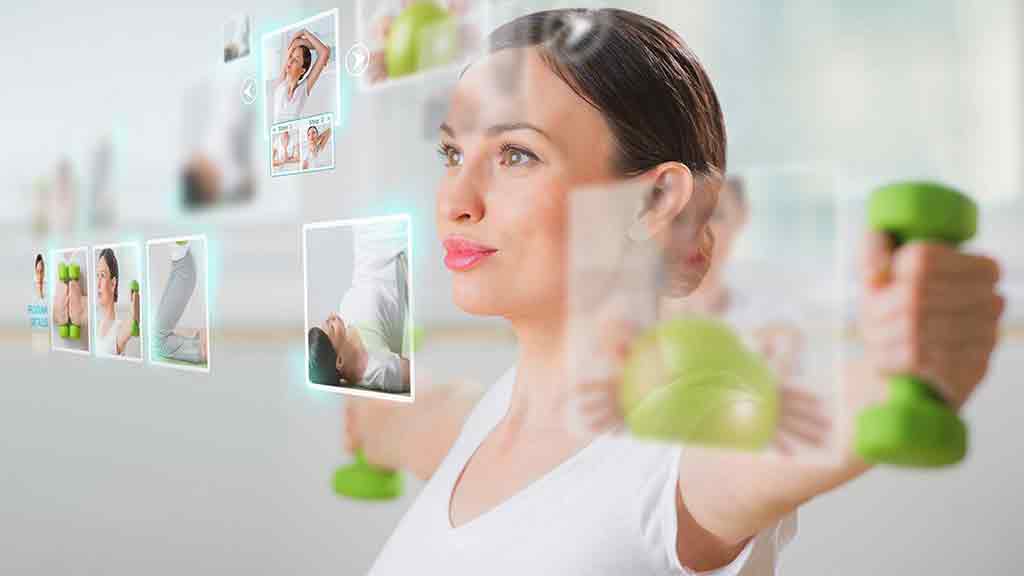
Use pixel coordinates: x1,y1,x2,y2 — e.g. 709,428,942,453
443,236,497,272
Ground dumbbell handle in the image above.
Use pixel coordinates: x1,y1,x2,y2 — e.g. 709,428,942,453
131,281,140,337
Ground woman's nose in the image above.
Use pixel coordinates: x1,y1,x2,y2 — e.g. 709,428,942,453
439,161,486,224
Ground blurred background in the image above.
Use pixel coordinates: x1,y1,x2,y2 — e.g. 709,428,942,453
1,0,1021,574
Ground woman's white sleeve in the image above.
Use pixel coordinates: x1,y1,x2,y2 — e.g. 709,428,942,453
661,449,798,576
360,348,406,393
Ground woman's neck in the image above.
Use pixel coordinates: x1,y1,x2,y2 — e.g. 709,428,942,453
102,302,115,323
36,285,44,300
506,315,573,431
675,278,731,317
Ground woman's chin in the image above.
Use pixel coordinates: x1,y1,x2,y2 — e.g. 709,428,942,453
451,280,503,317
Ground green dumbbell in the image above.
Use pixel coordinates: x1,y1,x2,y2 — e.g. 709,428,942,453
333,450,404,500
621,316,779,451
67,263,81,340
130,280,140,337
855,182,977,467
57,262,70,339
386,1,459,79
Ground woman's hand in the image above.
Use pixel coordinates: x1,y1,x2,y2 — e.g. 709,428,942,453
751,325,831,455
68,277,85,325
860,231,1004,411
131,290,140,327
343,397,409,470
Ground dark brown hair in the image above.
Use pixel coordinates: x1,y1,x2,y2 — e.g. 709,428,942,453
308,327,339,386
488,8,726,180
97,248,119,302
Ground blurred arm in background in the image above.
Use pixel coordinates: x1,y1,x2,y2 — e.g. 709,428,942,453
344,377,485,481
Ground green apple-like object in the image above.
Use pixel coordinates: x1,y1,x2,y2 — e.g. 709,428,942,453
621,316,779,451
386,1,459,79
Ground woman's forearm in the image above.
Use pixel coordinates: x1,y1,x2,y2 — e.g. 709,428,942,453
399,379,484,481
52,283,68,325
116,321,133,355
304,30,328,58
68,294,88,327
678,360,876,546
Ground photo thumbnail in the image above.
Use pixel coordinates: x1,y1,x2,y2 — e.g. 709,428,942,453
92,243,144,362
50,247,92,355
303,215,415,401
147,236,211,373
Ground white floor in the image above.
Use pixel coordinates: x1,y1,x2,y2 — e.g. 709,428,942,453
1,335,1020,575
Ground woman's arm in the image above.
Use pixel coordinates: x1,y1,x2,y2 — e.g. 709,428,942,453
68,279,87,327
316,126,332,153
298,29,331,94
52,280,68,326
672,236,1004,572
345,378,484,481
115,292,140,355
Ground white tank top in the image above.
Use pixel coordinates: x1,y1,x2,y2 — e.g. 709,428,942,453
369,367,795,575
273,81,309,124
96,315,121,356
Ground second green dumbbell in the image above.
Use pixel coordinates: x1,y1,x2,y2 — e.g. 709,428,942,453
333,450,404,501
855,181,977,467
130,280,140,337
67,263,81,340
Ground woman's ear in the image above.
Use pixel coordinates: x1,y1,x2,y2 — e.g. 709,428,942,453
627,163,694,242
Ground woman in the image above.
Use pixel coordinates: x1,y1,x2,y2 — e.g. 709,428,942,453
94,248,140,357
356,9,1003,574
301,125,333,171
271,28,331,124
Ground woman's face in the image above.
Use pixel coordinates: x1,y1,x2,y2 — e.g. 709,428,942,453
437,48,617,324
307,127,318,144
322,313,350,373
705,182,747,285
286,46,306,82
96,257,116,308
35,260,44,288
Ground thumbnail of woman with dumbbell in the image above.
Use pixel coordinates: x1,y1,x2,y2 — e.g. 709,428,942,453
51,247,90,354
94,246,142,360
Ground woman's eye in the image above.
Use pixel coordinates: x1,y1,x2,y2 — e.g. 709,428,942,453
499,145,538,168
437,144,463,168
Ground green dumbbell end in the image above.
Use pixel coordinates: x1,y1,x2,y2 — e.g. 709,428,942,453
386,1,459,78
69,324,81,340
333,450,403,500
131,280,140,292
868,181,977,244
58,324,70,339
412,325,425,353
856,376,967,466
58,262,69,283
68,263,80,282
621,317,779,451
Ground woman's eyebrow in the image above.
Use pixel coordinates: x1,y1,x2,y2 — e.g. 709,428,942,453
486,122,551,141
440,121,553,142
